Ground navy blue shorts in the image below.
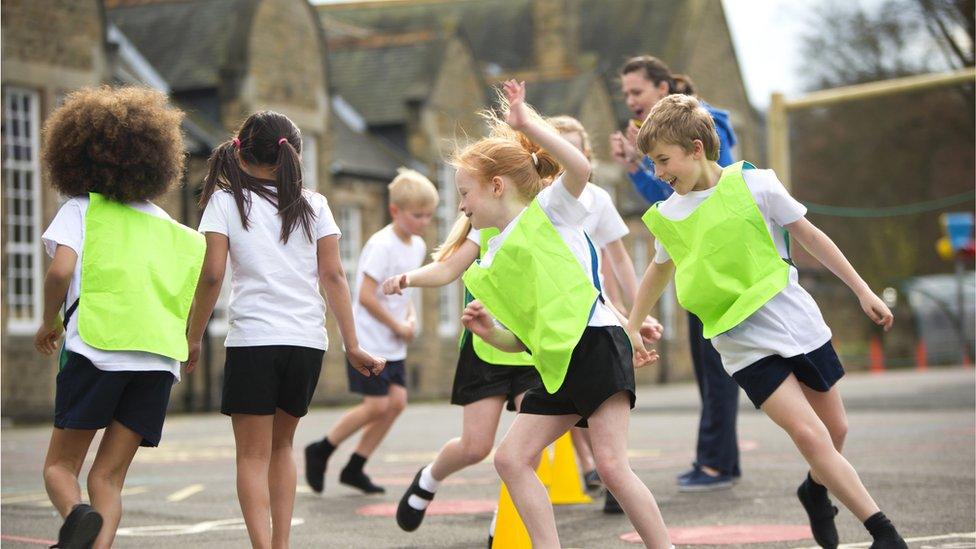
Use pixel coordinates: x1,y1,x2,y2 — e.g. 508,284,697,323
347,359,405,396
732,341,845,409
222,345,324,417
54,352,175,447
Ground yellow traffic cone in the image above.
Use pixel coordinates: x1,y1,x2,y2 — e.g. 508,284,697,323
535,446,553,488
548,432,592,505
491,482,532,549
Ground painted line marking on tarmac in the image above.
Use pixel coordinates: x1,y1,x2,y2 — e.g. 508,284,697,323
117,517,304,537
166,484,205,502
793,531,976,548
0,534,57,546
622,524,813,545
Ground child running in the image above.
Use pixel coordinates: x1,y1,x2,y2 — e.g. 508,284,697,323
304,168,438,495
548,114,664,500
35,86,203,549
627,94,907,549
185,111,385,549
458,80,671,549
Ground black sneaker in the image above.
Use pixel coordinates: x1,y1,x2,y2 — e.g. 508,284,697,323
584,469,602,491
52,503,102,549
339,466,385,494
603,490,624,514
797,478,839,549
304,442,328,494
397,468,436,531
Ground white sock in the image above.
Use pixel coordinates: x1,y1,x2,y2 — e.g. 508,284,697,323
408,464,439,510
489,506,498,536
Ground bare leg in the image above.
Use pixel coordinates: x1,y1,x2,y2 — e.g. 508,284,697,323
494,413,579,549
587,392,670,549
354,385,408,457
269,409,300,549
326,397,389,446
429,396,506,480
232,414,275,549
87,422,142,549
762,375,879,521
43,428,97,517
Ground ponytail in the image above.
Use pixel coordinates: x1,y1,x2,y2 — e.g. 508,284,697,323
200,111,315,244
432,214,473,262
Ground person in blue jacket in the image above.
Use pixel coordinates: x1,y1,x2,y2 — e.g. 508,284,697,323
609,55,742,494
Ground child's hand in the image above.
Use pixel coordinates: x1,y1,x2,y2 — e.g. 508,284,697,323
639,316,664,345
348,347,386,377
382,274,408,295
859,292,894,331
395,319,416,343
628,328,659,368
33,320,63,356
184,339,202,374
502,79,529,131
461,300,495,341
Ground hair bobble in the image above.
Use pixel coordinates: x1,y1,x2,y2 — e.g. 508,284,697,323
232,137,241,149
530,152,539,166
278,137,288,146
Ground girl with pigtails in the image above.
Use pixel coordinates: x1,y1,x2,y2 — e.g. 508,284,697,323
185,111,385,548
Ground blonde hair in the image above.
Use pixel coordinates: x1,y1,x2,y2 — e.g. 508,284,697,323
636,94,720,161
389,167,439,208
547,115,592,160
432,89,561,261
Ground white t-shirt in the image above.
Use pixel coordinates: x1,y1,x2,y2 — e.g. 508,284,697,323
352,225,427,360
198,189,340,350
652,169,832,374
42,197,180,379
481,175,619,327
579,183,629,249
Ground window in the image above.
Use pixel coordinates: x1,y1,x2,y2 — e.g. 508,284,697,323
337,204,361,286
3,88,42,334
301,133,317,191
436,164,459,336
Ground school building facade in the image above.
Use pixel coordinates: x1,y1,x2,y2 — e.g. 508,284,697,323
1,0,758,420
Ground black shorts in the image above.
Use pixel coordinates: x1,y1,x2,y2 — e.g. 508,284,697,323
347,359,406,396
54,352,175,447
519,326,636,428
451,333,541,411
732,341,845,409
221,345,324,418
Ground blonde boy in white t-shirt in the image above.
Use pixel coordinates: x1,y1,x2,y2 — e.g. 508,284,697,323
305,168,438,494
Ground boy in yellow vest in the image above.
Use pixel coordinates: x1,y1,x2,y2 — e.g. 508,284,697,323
626,94,906,549
34,87,203,549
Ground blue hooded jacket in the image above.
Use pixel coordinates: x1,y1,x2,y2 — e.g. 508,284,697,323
628,100,737,204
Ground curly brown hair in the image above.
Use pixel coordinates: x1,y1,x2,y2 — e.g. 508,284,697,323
42,86,186,202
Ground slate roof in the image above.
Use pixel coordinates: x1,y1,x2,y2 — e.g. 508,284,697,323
106,0,257,92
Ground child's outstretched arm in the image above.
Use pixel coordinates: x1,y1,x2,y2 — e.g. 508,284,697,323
360,275,414,342
625,260,675,367
317,235,386,376
382,240,480,295
785,217,893,330
34,245,77,356
461,300,527,353
185,233,229,373
502,80,591,198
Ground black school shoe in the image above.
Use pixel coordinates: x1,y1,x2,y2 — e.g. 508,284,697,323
602,490,624,514
51,503,102,549
339,466,385,494
304,442,328,493
869,536,909,549
797,477,839,549
396,468,436,531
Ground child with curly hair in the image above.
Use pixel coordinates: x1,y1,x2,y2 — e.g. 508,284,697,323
36,86,204,549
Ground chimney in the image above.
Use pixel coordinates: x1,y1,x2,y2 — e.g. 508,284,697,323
533,0,579,76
